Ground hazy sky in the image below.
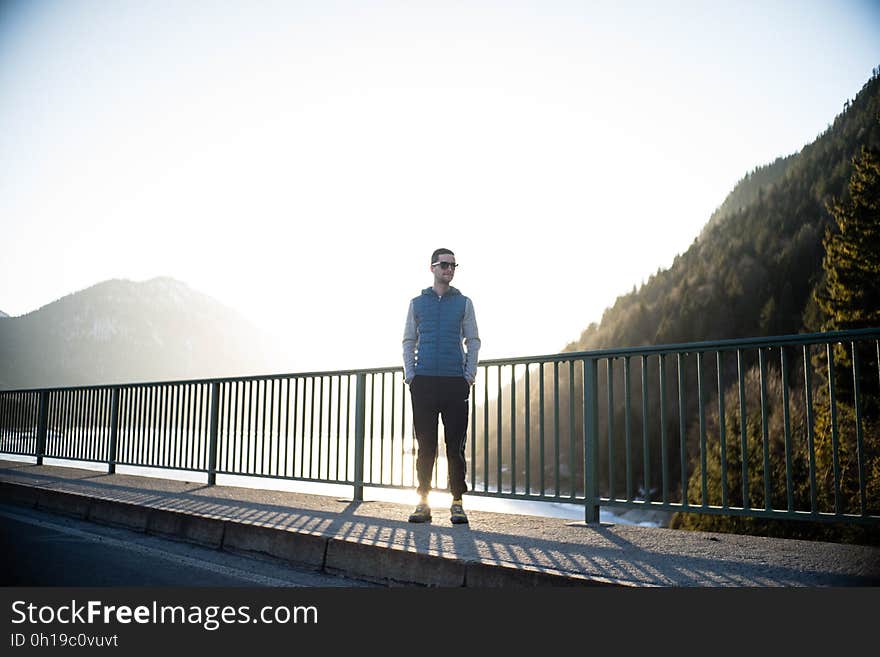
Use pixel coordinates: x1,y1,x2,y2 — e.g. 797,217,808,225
2,0,879,374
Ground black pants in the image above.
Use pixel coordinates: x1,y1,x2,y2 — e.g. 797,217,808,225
410,375,470,499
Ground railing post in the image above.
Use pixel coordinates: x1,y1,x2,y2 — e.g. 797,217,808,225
207,382,221,486
108,388,120,474
353,373,366,502
35,391,49,466
583,358,600,524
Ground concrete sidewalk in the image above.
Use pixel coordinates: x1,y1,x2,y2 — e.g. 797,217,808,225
2,460,878,587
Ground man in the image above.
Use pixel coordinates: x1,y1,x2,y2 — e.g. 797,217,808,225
402,248,481,524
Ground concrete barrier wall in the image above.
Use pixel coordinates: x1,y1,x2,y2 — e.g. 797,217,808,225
1,480,625,587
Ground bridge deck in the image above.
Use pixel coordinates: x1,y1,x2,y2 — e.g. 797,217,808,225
1,459,878,587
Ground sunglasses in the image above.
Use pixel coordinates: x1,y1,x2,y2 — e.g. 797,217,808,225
432,261,458,270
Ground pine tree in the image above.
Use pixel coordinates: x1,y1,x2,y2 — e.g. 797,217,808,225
815,145,880,331
809,144,880,537
812,144,880,414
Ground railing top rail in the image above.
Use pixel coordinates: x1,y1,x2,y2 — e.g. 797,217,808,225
0,365,405,394
1,327,878,394
478,326,880,366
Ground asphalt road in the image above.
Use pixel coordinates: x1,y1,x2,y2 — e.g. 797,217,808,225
0,504,379,587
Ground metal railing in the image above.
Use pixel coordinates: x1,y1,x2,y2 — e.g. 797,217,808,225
1,328,878,526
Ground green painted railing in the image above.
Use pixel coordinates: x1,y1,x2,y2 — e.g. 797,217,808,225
1,328,879,526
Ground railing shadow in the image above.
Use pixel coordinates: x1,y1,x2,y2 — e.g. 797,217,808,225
3,460,877,587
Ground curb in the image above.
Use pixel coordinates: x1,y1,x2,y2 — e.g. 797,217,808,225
0,481,623,587
325,537,467,586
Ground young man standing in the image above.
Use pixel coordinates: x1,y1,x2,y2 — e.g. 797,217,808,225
402,248,481,524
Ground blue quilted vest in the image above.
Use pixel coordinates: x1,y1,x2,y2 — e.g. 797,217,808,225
412,287,468,377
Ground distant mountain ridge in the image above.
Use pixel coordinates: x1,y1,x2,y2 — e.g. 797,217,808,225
698,154,796,240
0,277,288,390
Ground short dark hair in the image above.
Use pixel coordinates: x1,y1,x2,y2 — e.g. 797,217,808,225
431,248,455,265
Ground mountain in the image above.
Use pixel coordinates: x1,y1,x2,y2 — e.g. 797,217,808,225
476,68,880,542
568,67,880,353
0,277,290,390
0,310,9,319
